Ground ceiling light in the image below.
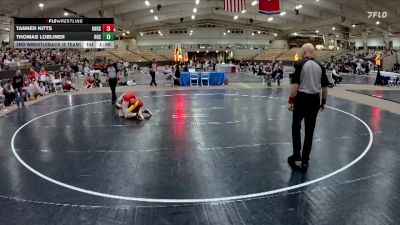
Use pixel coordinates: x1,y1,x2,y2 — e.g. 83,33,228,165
257,31,261,34
273,33,278,37
197,50,200,53
191,15,195,20
216,50,219,53
336,34,339,38
352,24,356,28
38,3,44,8
190,30,193,33
140,32,144,36
64,12,68,16
376,21,380,25
5,28,10,31
160,33,163,36
122,33,126,36
225,50,229,53
280,11,286,16
315,30,319,33
293,32,298,36
223,32,226,35
150,9,154,13
233,15,239,20
193,8,197,13
241,9,246,13
206,50,209,53
126,31,130,34
316,0,319,2
251,1,258,6
154,15,158,20
295,4,302,10
252,33,255,36
189,33,193,36
332,27,336,30
195,0,200,5
145,0,150,6
227,30,231,33
268,17,273,22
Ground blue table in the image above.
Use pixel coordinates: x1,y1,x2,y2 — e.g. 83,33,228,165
180,72,225,86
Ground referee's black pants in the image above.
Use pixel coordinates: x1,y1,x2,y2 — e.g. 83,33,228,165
108,77,118,103
292,92,321,163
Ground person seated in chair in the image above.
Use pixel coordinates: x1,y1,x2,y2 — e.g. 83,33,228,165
164,65,173,78
331,66,343,86
84,75,95,88
26,79,42,100
3,80,15,106
63,80,78,92
272,63,284,86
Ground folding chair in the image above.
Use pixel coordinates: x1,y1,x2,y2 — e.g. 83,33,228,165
190,73,199,86
388,76,396,87
163,74,174,87
50,75,63,93
201,72,210,86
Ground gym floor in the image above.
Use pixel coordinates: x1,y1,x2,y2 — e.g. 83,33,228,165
1,83,400,224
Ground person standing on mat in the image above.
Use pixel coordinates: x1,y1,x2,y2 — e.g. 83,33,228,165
150,59,157,87
12,70,25,108
107,60,119,104
288,43,330,171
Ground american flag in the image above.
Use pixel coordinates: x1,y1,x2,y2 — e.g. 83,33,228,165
224,0,246,13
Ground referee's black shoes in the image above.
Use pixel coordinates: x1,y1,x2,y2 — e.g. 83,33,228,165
287,155,301,170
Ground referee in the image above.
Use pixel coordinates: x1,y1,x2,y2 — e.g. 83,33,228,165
107,60,119,104
288,43,330,171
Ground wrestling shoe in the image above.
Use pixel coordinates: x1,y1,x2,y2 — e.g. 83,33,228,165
144,109,153,117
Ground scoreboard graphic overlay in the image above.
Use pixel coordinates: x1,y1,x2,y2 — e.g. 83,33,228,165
13,18,115,49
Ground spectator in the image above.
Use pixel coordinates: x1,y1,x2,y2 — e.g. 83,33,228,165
174,64,181,86
26,78,40,100
331,66,343,86
65,64,73,81
63,80,78,91
3,80,15,106
12,70,25,108
83,64,91,75
84,75,95,88
27,67,38,82
38,66,48,85
0,84,5,109
374,69,383,86
272,63,284,86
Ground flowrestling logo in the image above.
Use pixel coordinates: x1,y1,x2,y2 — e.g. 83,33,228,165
367,11,388,19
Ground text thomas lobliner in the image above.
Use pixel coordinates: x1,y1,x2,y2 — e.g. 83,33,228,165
15,34,65,39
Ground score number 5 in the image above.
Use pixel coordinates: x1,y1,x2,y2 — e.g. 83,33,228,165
102,24,115,32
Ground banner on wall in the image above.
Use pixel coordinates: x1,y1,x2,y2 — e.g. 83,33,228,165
259,0,281,15
174,47,188,62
